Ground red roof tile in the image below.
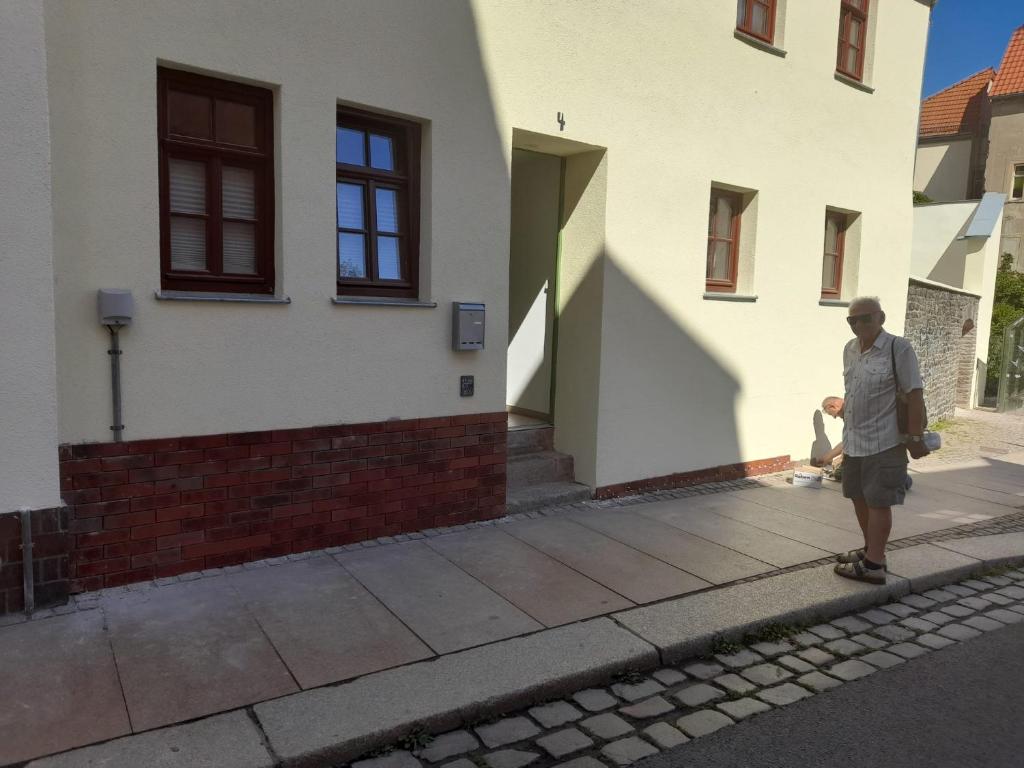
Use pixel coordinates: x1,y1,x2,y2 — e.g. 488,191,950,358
919,68,994,137
992,26,1024,98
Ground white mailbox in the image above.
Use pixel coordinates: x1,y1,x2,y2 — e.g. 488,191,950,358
452,302,485,351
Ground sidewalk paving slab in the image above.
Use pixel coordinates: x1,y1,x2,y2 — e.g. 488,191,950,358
502,517,709,604
424,527,633,627
101,577,298,732
0,610,130,766
226,556,433,688
565,508,773,585
25,711,273,768
336,541,543,654
633,497,831,568
935,533,1024,568
885,544,982,592
612,563,909,663
254,617,657,766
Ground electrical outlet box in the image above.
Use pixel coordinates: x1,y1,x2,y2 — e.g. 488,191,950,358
98,289,134,326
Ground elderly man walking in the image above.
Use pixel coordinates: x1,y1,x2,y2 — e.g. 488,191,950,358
835,297,928,584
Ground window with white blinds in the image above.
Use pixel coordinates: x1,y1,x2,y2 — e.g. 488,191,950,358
158,68,274,293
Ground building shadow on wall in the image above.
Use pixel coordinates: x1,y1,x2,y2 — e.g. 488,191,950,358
552,249,745,489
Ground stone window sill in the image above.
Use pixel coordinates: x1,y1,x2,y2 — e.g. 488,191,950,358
734,29,787,58
835,72,875,94
332,296,438,308
155,290,291,304
703,292,758,303
819,298,851,307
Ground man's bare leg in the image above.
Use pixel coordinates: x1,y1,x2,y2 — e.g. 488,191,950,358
852,497,869,551
865,506,893,565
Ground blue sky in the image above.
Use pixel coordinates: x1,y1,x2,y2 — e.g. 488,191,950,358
922,0,1024,97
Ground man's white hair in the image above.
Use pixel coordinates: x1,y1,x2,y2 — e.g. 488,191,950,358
849,296,882,312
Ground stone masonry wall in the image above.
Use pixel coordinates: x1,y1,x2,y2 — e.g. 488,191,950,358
903,280,980,422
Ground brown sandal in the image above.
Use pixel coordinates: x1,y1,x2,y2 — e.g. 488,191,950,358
835,560,886,584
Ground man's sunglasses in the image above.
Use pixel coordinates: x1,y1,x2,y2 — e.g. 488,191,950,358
846,312,877,327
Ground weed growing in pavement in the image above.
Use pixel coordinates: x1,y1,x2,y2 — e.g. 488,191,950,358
743,622,798,645
614,668,646,684
399,728,433,751
709,636,742,656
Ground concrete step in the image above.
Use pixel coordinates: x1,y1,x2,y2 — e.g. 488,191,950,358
507,451,575,489
507,425,554,456
506,481,593,514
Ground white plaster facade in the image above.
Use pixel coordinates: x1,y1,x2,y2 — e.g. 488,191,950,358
914,138,973,202
1,0,934,509
0,0,63,513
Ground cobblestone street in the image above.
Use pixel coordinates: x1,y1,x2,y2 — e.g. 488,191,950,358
349,567,1024,768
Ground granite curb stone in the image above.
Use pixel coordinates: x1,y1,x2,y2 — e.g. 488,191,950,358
612,565,908,663
255,618,655,765
24,712,273,768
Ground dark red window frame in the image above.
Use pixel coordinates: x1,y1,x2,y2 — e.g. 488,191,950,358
736,0,777,45
157,68,275,294
837,0,869,82
706,189,742,294
822,210,847,299
336,108,421,299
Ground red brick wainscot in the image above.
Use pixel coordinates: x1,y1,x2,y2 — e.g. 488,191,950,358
594,455,792,499
59,412,507,594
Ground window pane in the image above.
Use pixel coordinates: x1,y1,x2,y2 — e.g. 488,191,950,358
215,100,256,147
339,232,366,278
337,183,365,229
707,240,731,280
737,0,746,27
223,221,257,274
222,167,256,219
825,216,839,254
337,127,366,165
845,45,860,74
370,134,394,170
849,17,863,46
752,3,768,35
170,216,206,271
169,158,206,214
823,253,837,290
376,188,399,233
377,236,401,280
713,196,734,237
168,90,212,139
1014,174,1024,200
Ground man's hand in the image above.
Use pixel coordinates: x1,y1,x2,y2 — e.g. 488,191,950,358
810,456,824,467
906,440,930,460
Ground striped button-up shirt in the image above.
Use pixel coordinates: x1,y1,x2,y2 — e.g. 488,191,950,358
842,329,924,457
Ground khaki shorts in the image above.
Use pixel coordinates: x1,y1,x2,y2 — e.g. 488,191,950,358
841,445,908,508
